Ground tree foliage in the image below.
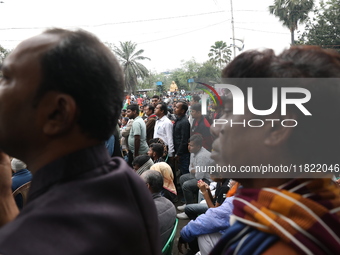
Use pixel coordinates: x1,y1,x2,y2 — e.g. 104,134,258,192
269,0,314,45
0,45,10,64
138,71,166,91
169,58,221,92
111,41,150,93
208,41,231,69
297,0,340,52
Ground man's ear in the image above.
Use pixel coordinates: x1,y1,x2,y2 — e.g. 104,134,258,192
264,110,297,147
40,93,77,136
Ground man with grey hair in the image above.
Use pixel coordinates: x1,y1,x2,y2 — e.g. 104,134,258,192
141,170,176,248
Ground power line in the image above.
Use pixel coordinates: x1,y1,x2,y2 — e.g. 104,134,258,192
235,26,290,35
0,11,226,31
138,19,230,44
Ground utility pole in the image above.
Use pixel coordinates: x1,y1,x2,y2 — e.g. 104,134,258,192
230,0,236,59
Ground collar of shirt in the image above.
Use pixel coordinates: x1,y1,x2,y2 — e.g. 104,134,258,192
157,115,167,122
28,144,110,203
193,147,205,157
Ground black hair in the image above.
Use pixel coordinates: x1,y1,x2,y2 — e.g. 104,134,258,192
191,103,201,112
37,28,123,141
147,104,154,113
149,143,164,158
189,134,203,147
127,104,139,114
192,95,200,102
157,103,168,115
132,155,151,167
177,101,188,113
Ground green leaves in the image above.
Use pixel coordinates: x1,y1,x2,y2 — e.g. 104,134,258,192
297,0,340,52
269,0,315,44
0,45,10,64
110,41,151,93
208,41,232,70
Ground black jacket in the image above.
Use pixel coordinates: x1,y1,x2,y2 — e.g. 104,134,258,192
173,115,190,156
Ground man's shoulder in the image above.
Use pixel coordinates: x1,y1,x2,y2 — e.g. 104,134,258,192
163,117,173,125
132,117,145,127
197,147,211,157
154,196,176,214
0,157,161,254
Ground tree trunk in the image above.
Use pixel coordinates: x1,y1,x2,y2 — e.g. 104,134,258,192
291,29,295,45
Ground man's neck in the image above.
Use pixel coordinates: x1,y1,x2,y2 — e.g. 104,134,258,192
21,134,101,174
194,147,202,156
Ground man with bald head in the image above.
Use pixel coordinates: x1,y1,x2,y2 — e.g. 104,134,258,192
0,29,160,254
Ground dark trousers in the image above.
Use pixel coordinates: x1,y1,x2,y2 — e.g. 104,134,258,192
178,153,190,175
128,150,134,167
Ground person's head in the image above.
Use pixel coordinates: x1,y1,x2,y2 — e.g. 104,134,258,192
148,143,164,160
122,117,129,126
211,46,340,186
132,155,151,171
121,109,127,117
190,103,202,119
151,95,160,107
144,104,154,116
174,101,188,117
154,103,168,117
126,104,139,119
140,170,163,194
139,105,144,112
191,95,200,105
0,29,123,170
11,158,27,172
188,134,203,154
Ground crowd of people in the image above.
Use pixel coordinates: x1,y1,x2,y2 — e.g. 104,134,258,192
0,28,339,255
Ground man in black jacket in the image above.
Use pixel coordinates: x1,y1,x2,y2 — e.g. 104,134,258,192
173,101,191,175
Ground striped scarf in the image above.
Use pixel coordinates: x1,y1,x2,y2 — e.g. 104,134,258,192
136,159,154,176
210,179,340,255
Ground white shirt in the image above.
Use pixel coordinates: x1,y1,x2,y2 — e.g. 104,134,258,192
153,115,174,157
189,147,214,180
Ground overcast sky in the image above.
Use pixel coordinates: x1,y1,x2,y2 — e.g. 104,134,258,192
0,0,317,72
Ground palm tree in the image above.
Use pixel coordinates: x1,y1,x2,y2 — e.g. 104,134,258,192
269,0,314,45
113,41,150,93
208,41,232,69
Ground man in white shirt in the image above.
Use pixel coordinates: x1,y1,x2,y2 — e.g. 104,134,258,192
177,134,214,219
153,103,174,158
